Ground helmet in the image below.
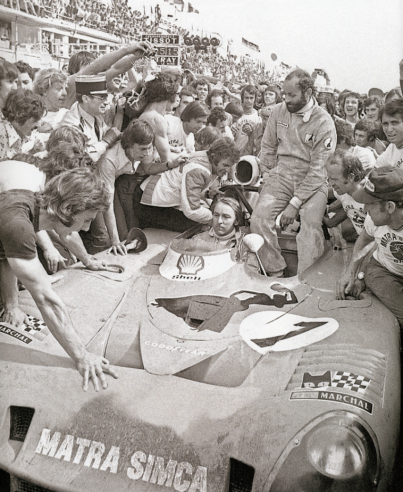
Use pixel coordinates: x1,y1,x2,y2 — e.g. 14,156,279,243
228,156,260,186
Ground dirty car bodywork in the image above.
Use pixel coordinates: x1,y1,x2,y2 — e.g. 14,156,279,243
0,228,400,492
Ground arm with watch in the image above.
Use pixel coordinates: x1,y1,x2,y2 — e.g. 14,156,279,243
336,229,376,300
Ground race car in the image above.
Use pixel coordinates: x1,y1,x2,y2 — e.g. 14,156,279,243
0,200,401,491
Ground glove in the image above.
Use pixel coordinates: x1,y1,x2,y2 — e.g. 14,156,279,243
102,127,121,148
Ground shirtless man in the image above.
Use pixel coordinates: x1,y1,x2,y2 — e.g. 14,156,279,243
0,168,118,391
139,73,185,167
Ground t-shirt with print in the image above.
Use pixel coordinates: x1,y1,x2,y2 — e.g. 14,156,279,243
364,214,403,276
334,190,366,235
232,110,262,153
0,190,39,261
375,143,403,169
165,114,195,154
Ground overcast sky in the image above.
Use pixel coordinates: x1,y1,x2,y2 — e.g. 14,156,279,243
138,0,403,93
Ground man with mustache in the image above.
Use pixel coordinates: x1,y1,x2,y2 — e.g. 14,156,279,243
251,69,336,276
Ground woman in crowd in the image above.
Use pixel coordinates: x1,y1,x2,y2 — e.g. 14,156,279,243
0,89,45,159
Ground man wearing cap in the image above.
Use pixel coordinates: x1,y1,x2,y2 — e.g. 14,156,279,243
61,74,120,163
336,166,403,329
251,68,336,276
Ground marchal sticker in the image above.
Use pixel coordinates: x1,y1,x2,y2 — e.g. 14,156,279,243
290,390,373,414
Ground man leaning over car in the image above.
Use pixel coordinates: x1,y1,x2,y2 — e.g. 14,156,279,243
0,168,118,390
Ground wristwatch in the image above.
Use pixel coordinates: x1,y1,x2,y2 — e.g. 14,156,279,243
357,272,365,280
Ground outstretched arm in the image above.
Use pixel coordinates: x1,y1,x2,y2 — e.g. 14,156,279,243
7,256,118,390
78,41,153,82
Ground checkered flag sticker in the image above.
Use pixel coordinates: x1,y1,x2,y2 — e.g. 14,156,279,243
0,310,50,342
22,315,50,341
331,371,371,394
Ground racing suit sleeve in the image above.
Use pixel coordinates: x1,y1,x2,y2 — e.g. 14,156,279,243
290,124,336,209
181,165,212,224
259,110,278,182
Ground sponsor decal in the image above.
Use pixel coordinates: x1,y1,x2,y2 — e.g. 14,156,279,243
301,371,332,389
290,390,373,414
35,429,207,491
0,325,32,344
152,289,298,334
324,137,333,149
331,371,371,393
22,315,50,340
300,371,371,394
277,121,289,128
177,254,204,276
0,313,49,342
144,341,206,356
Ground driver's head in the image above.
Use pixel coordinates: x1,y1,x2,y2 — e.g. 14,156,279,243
210,196,243,236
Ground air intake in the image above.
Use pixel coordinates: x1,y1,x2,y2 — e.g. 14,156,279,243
229,458,255,492
9,406,35,442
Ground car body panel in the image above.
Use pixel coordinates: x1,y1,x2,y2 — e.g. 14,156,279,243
0,229,400,491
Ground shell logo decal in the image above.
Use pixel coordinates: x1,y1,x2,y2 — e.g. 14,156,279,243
177,254,204,276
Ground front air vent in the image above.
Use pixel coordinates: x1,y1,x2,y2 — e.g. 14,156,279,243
15,478,53,492
9,406,35,442
229,458,255,492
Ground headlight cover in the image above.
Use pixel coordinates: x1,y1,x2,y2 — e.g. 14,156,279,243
266,411,380,492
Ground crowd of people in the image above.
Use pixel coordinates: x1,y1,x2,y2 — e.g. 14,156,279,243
1,0,182,40
1,32,403,392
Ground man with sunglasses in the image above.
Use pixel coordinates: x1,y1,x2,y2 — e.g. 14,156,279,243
61,74,121,162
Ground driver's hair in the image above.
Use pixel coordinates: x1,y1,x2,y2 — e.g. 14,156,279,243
211,196,243,227
36,168,109,227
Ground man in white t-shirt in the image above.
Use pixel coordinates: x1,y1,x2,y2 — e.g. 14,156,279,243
165,101,208,154
232,85,262,154
336,166,403,329
375,99,403,169
325,149,367,239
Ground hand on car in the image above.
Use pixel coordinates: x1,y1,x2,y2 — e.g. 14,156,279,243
44,248,67,273
84,257,111,271
108,241,128,256
76,352,118,391
336,272,354,300
2,307,28,329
